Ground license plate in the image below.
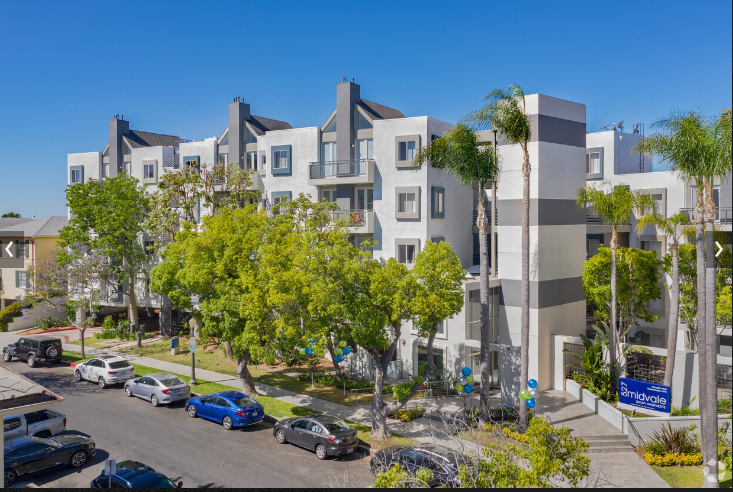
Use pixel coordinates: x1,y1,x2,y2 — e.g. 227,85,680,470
347,448,353,454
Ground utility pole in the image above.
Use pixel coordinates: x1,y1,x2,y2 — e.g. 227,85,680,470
189,323,197,385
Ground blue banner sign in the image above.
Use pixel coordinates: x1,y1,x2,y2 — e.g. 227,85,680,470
619,377,671,414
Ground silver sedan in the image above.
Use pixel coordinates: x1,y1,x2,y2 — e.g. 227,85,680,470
124,373,191,407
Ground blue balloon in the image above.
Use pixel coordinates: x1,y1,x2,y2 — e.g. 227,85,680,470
461,367,471,377
526,398,536,409
342,346,351,355
304,348,312,355
334,355,343,363
463,384,474,394
528,379,538,389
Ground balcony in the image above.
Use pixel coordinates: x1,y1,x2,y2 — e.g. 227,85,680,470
585,207,631,233
331,209,375,234
309,159,375,185
679,207,732,226
212,170,263,192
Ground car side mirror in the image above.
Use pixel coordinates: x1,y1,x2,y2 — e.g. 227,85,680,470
177,482,183,488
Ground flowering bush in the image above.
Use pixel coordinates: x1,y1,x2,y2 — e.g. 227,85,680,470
484,423,531,443
0,302,31,332
643,452,702,467
393,408,423,422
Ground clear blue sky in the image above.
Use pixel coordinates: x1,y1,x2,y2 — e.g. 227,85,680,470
0,0,730,218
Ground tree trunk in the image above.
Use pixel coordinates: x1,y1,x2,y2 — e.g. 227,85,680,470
519,149,530,432
609,228,618,394
477,190,491,424
236,349,258,396
326,337,342,377
703,186,719,488
370,351,390,440
127,285,140,346
695,217,708,475
223,340,234,361
663,245,680,388
75,304,86,359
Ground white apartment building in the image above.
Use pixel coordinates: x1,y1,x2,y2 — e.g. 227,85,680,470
67,81,729,404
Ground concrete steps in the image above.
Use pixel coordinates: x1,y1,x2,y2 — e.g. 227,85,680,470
575,434,635,454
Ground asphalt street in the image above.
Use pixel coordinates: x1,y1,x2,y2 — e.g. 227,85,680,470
6,362,374,488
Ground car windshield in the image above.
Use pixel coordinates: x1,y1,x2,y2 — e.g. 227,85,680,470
232,396,257,408
137,475,178,488
323,419,351,433
160,377,186,387
109,361,131,369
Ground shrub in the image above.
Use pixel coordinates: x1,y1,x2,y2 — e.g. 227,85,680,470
393,408,423,422
296,372,374,390
37,316,65,330
648,423,699,456
263,350,278,367
644,440,666,456
643,452,702,467
0,302,28,332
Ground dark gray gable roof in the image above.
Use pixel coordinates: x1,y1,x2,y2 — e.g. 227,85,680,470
0,216,67,237
248,115,293,135
0,218,33,229
126,130,182,148
358,99,405,120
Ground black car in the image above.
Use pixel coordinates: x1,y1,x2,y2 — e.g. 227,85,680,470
369,444,474,488
4,435,95,487
90,460,182,488
3,337,64,367
273,415,359,459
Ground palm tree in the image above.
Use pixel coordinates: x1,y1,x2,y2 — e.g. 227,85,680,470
637,110,731,486
413,124,499,423
576,183,656,393
635,212,689,387
465,85,532,430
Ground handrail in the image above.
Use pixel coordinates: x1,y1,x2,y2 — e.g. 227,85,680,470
309,159,373,179
679,207,732,225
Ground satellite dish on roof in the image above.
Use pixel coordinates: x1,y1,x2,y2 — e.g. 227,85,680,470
617,120,624,132
633,123,640,135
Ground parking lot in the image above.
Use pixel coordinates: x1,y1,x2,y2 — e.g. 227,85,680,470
7,363,374,488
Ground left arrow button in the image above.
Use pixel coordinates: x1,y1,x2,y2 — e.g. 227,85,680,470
4,241,13,258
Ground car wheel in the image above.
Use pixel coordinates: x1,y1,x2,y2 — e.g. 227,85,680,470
151,395,159,407
2,351,11,362
275,429,287,444
222,416,233,430
125,386,133,397
47,347,59,358
98,377,107,389
4,469,17,487
27,354,36,367
315,444,328,460
69,450,87,468
187,405,197,418
75,370,83,381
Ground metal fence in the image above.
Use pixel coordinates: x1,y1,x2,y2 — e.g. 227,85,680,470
625,351,666,384
718,363,733,401
348,378,481,406
563,342,586,380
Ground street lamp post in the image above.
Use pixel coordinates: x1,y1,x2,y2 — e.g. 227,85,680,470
189,336,197,385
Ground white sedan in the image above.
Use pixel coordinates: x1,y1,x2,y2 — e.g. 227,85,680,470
74,356,135,389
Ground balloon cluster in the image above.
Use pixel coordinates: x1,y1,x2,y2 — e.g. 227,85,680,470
455,367,474,394
332,340,351,364
518,379,539,409
299,338,316,356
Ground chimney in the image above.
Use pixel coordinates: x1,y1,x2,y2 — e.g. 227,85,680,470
108,115,129,178
336,80,360,161
229,99,251,167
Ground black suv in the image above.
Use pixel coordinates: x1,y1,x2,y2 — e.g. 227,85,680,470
3,337,64,367
90,460,182,488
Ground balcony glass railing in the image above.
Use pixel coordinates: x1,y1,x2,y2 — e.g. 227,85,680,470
309,159,372,179
331,209,369,228
679,207,732,225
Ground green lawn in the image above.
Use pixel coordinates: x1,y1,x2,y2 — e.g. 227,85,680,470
66,339,115,349
651,466,732,488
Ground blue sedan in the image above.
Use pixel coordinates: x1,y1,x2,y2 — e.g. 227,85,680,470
185,391,265,430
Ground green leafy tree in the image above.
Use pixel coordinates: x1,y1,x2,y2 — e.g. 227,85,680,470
1,212,21,218
465,84,532,430
577,184,657,392
636,212,690,387
413,123,499,423
638,110,732,484
60,174,151,335
343,240,466,439
583,245,663,380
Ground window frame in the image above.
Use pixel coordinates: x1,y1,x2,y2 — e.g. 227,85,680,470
585,147,604,179
70,165,84,184
395,238,420,266
395,186,421,220
271,145,292,175
395,135,421,168
431,187,445,219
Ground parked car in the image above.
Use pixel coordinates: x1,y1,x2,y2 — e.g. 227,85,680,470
3,409,67,441
4,435,95,487
90,460,182,488
273,415,358,460
75,356,135,388
124,373,190,407
185,391,264,430
369,444,474,487
3,337,63,367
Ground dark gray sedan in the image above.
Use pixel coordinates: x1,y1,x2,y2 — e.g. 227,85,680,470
124,373,190,407
273,415,358,459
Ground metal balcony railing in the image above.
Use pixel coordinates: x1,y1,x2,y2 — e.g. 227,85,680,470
472,209,498,227
586,207,629,225
679,207,732,225
309,159,373,179
331,209,369,228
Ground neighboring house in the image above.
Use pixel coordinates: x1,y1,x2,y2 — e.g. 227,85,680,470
0,216,68,309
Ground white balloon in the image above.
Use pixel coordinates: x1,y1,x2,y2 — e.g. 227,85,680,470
529,389,539,399
458,377,467,386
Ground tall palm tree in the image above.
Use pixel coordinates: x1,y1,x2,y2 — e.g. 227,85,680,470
637,110,731,487
465,84,532,430
635,212,689,387
413,124,499,424
576,183,656,392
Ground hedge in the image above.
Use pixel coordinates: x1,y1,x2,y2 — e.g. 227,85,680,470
643,452,703,467
0,303,26,332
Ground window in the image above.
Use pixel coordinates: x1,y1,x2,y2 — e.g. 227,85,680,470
356,139,373,160
307,422,324,434
183,156,200,173
395,135,421,168
246,129,257,144
431,187,445,219
15,270,30,288
218,153,228,166
358,112,372,130
398,244,416,264
293,420,310,430
415,344,443,380
17,240,29,258
436,319,445,336
143,239,154,255
103,163,109,178
587,238,601,258
322,142,337,163
466,346,481,379
323,117,337,133
246,152,257,170
355,235,373,252
143,164,155,180
641,240,662,259
398,141,416,161
395,186,420,219
145,278,151,294
271,191,291,207
321,189,337,203
357,188,373,210
4,417,22,432
641,332,664,348
586,147,604,179
273,149,288,169
70,166,84,184
398,193,415,213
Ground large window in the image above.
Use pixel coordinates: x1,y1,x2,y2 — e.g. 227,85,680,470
397,243,416,265
273,149,289,169
467,287,500,342
398,193,416,213
218,153,228,166
398,141,416,162
322,142,337,163
356,139,373,160
357,188,373,210
416,345,443,381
